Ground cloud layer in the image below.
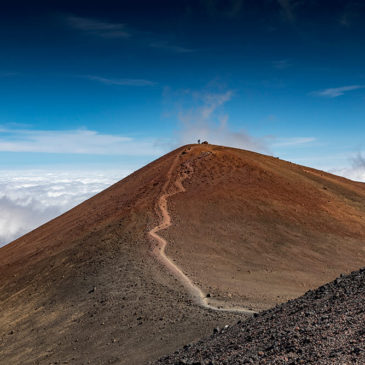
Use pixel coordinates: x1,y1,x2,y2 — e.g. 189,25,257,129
0,170,127,246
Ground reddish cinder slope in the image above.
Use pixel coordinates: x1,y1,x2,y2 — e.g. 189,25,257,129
0,144,365,365
0,146,239,365
163,145,365,310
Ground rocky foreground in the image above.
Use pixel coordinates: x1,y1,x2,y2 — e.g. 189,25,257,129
154,267,365,364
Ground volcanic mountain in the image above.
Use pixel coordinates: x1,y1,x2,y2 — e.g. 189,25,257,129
1,144,365,364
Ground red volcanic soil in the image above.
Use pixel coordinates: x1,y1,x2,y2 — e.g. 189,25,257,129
0,144,365,364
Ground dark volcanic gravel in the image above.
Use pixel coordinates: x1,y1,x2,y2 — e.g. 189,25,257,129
154,268,365,364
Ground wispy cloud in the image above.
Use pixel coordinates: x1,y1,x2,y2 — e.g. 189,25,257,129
0,72,18,77
225,0,244,18
278,0,296,23
339,2,365,27
84,75,156,86
149,41,194,54
66,15,130,38
200,0,244,18
0,170,125,246
353,153,365,168
272,59,291,69
167,87,267,152
65,14,194,54
0,128,162,156
272,137,316,147
339,12,352,27
310,85,364,98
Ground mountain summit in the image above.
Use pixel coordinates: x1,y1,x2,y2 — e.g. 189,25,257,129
1,144,365,364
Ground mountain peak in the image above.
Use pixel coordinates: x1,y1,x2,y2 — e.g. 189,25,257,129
1,144,365,364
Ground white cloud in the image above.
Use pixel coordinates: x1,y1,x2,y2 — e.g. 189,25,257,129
172,88,267,152
334,167,365,182
0,128,162,155
311,85,364,98
66,15,130,38
84,75,156,86
166,86,322,155
333,153,365,182
0,170,128,246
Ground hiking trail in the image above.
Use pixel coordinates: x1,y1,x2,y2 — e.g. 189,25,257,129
149,148,257,314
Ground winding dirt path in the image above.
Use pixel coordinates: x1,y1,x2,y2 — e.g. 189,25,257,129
149,150,257,314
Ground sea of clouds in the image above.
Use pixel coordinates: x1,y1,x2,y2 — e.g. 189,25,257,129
1,161,363,248
0,170,128,247
1,162,364,248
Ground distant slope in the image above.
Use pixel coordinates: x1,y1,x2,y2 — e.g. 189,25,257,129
155,267,365,364
0,144,365,364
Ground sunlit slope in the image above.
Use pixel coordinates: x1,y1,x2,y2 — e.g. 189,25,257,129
163,144,365,309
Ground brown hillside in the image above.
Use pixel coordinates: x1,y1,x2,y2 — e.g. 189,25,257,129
164,145,365,310
0,144,365,364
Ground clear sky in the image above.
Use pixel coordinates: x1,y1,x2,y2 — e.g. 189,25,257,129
1,0,365,245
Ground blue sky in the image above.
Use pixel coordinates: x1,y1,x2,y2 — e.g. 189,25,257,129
1,0,365,245
1,0,365,172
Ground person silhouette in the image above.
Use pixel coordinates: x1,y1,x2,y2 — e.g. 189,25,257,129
198,139,201,144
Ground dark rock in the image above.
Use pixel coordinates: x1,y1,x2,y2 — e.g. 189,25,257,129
152,267,365,365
